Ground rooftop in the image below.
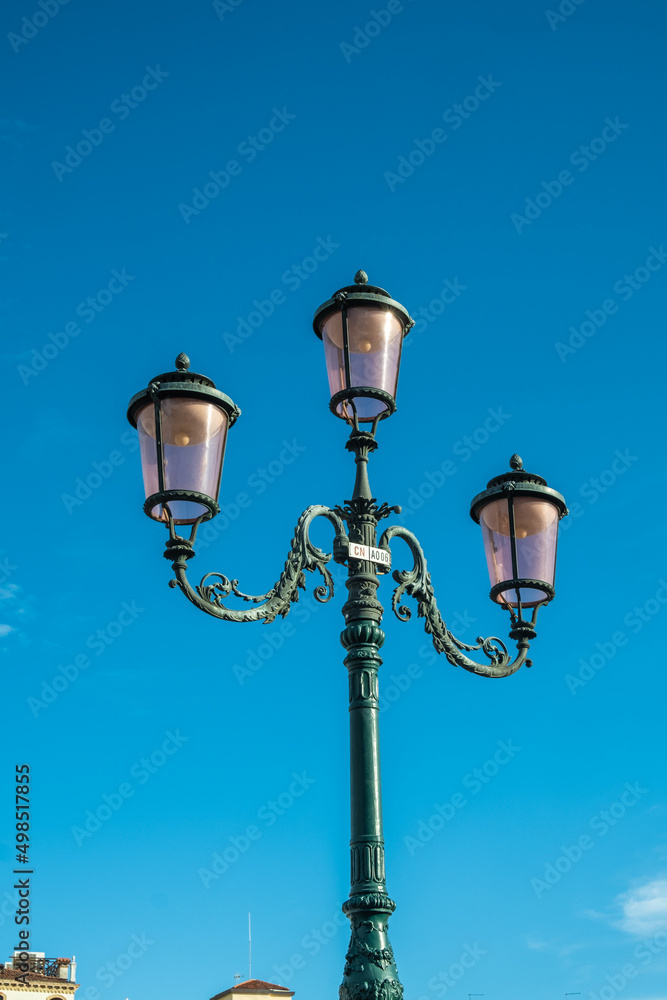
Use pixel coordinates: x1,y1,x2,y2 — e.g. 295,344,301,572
0,967,78,988
210,980,294,1000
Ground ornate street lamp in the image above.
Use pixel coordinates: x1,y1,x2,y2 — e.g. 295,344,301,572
126,352,240,525
127,273,568,1000
470,454,567,639
313,269,414,427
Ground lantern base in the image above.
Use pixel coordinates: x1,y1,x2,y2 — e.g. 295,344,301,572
490,578,556,608
144,489,219,525
329,386,396,424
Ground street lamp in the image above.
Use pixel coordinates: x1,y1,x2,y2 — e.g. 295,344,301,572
127,271,568,1000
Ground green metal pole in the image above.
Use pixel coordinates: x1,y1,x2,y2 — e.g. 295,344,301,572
338,431,403,1000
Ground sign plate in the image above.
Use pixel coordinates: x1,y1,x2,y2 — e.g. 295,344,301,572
348,542,391,568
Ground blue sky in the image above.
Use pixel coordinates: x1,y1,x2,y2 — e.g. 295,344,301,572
2,0,667,998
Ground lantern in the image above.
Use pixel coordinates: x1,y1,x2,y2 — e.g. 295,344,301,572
313,270,413,424
470,455,567,609
126,353,240,525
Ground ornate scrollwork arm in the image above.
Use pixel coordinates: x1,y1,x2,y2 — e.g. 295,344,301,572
377,525,534,678
164,505,348,624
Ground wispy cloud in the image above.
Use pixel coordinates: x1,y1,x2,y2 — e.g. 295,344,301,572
0,578,33,646
525,936,587,957
0,118,37,156
526,938,550,950
616,877,667,935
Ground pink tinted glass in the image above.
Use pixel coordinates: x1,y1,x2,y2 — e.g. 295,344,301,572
480,496,559,607
137,398,228,524
322,306,403,421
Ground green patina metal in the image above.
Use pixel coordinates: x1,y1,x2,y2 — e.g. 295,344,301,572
333,430,402,1000
131,277,565,997
157,427,545,1000
128,262,567,1000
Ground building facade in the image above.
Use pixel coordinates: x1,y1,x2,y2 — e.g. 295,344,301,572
0,953,78,1000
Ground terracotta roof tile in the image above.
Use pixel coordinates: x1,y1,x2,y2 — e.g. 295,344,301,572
210,980,294,1000
0,967,78,988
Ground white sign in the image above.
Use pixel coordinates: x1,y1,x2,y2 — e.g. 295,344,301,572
348,542,391,568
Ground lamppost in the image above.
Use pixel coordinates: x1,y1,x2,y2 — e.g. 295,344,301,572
127,270,567,1000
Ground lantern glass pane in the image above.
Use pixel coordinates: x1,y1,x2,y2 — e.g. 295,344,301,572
480,496,560,607
137,398,228,523
322,306,403,421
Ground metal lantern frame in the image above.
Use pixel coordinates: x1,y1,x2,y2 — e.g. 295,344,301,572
470,454,568,631
313,269,414,429
127,276,568,1000
126,352,240,526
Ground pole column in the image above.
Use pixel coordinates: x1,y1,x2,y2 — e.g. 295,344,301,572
338,428,403,1000
339,617,402,1000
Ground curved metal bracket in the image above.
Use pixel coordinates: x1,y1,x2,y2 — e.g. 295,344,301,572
377,525,536,678
163,505,349,624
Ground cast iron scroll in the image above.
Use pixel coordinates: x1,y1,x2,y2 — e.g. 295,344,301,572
377,524,532,678
165,505,348,624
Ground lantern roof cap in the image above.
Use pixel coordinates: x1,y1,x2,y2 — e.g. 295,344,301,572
470,455,568,523
485,454,548,489
313,270,414,338
126,354,240,428
145,352,217,389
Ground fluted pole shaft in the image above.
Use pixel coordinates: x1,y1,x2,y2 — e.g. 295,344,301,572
338,431,402,1000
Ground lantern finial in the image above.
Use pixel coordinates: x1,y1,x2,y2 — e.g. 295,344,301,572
175,353,190,371
354,269,368,285
509,454,523,471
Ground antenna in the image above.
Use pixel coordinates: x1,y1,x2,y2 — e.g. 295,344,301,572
249,912,252,980
469,995,485,1000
